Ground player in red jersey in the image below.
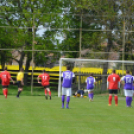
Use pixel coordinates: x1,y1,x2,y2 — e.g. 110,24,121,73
0,67,15,98
107,69,120,106
37,70,51,100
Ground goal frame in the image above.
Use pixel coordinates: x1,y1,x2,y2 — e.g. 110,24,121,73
58,58,134,97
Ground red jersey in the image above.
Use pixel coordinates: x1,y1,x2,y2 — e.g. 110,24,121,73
38,73,50,86
107,73,120,89
0,71,11,86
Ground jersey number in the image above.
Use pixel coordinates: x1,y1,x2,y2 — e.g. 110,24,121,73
42,76,48,80
126,77,132,83
65,73,71,79
113,77,116,81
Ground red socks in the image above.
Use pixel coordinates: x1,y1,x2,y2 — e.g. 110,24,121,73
109,95,112,105
45,89,47,95
44,90,51,96
114,95,118,105
49,91,51,96
109,95,118,105
3,89,8,98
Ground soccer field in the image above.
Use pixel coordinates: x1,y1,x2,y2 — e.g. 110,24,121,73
0,95,133,134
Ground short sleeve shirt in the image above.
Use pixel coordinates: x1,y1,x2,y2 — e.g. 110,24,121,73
107,73,120,89
62,70,75,88
121,75,134,90
85,76,96,89
0,71,11,86
16,72,24,81
38,73,50,86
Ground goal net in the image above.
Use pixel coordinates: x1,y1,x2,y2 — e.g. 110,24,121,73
58,58,134,97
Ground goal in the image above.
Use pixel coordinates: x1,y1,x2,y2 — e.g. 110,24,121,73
58,58,134,97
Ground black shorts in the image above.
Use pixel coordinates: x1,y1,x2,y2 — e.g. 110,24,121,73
2,85,8,88
109,89,118,94
17,81,23,88
43,85,50,88
77,90,84,95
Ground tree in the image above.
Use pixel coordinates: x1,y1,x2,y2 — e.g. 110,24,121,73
0,0,63,84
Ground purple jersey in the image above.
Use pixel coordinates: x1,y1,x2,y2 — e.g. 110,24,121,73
86,76,95,89
62,70,75,88
121,75,134,90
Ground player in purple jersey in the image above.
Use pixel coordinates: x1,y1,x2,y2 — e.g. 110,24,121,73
85,73,96,101
133,84,134,96
61,65,75,109
120,70,134,107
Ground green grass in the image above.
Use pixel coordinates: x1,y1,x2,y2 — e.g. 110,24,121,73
0,85,58,96
0,94,133,134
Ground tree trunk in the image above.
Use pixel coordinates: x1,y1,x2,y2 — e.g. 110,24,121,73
101,62,108,91
24,53,32,85
0,51,6,70
19,51,25,70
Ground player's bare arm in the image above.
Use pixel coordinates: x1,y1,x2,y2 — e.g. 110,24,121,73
37,76,41,83
10,77,15,84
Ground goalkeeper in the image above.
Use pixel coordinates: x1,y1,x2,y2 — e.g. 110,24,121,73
74,89,85,98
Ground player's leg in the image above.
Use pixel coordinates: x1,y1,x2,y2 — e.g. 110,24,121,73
114,90,118,106
16,81,23,98
17,88,23,98
2,86,7,98
66,88,71,109
125,90,133,107
61,87,66,108
88,90,93,101
6,88,8,98
88,90,91,100
44,87,48,100
89,90,94,101
108,90,113,106
46,87,51,100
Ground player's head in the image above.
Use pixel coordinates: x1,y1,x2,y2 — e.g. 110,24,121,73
90,73,93,76
112,69,116,73
20,68,24,72
4,66,7,71
67,65,71,70
126,70,129,74
43,70,46,73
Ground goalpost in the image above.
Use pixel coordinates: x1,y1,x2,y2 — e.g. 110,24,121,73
58,58,134,97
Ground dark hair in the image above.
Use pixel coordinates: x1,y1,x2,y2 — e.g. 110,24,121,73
4,67,7,70
43,70,46,73
67,65,71,70
112,69,116,73
126,70,129,74
20,68,24,71
90,73,93,76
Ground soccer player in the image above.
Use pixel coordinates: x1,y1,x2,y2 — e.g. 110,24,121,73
85,73,96,101
120,70,134,107
0,67,14,98
61,65,75,109
37,70,51,100
74,89,85,98
133,84,134,96
16,68,24,98
107,69,120,106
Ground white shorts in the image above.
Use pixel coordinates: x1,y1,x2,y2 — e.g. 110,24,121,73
124,89,133,97
62,87,71,96
84,89,94,93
